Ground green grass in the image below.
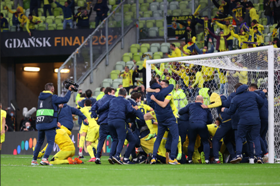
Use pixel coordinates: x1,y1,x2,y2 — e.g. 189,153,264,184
1,155,280,186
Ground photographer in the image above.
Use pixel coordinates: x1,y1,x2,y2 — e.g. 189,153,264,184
31,82,74,166
21,121,34,131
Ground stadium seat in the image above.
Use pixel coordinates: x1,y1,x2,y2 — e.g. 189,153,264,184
151,43,160,53
146,0,153,3
138,20,145,28
141,43,150,49
124,14,132,21
102,79,112,87
46,17,53,24
155,19,164,28
150,2,159,11
123,53,132,62
116,63,124,71
153,12,161,18
112,79,122,88
38,24,46,31
146,20,155,28
136,61,143,69
149,27,158,37
94,88,101,97
51,2,57,8
131,4,136,12
261,18,267,26
161,43,170,53
38,8,43,16
172,9,181,16
127,0,135,4
160,2,169,11
55,17,63,24
48,23,56,30
53,8,62,17
77,0,84,7
123,4,131,12
140,4,149,12
114,13,122,21
173,42,180,47
159,27,164,37
169,1,178,10
57,23,63,30
140,46,149,53
109,0,115,5
154,52,163,59
131,44,140,50
130,45,139,54
179,1,187,10
110,70,120,80
39,16,46,22
133,53,142,61
143,11,152,18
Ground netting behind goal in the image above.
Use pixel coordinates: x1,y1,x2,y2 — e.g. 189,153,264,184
146,46,280,163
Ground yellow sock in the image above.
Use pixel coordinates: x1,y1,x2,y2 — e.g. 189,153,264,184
79,136,85,149
50,160,69,165
146,120,156,134
87,144,95,158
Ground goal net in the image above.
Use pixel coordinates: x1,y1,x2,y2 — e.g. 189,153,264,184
145,46,280,163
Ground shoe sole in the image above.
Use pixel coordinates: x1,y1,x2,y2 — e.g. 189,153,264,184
257,160,263,164
138,160,146,164
230,158,242,164
95,160,101,164
31,163,38,166
168,162,178,165
108,158,115,165
112,157,122,165
263,156,268,163
40,162,53,166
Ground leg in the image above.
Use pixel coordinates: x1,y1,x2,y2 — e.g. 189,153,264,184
48,5,53,16
95,16,100,27
43,5,47,17
187,124,198,161
69,20,73,29
124,129,137,159
260,121,268,149
197,124,210,161
227,40,233,50
50,150,75,165
114,121,127,157
152,124,166,159
43,129,56,159
96,125,109,159
63,20,67,29
236,125,248,157
167,121,179,160
33,130,45,160
249,124,262,158
108,124,118,158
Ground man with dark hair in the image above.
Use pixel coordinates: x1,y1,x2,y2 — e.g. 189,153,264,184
98,88,138,164
222,84,264,164
54,0,74,29
166,44,181,58
97,87,105,101
91,87,116,164
179,95,212,164
32,83,74,166
249,84,269,162
78,89,96,109
26,14,41,36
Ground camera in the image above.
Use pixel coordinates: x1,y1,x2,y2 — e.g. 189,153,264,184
64,80,79,92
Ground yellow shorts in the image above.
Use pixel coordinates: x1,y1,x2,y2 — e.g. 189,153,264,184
79,124,89,134
140,135,154,154
1,133,5,143
52,150,75,160
86,125,99,142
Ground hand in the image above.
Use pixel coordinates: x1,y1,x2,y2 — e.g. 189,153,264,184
209,38,212,43
201,104,208,109
102,13,105,16
1,130,5,135
132,105,138,110
176,36,179,39
68,85,74,91
97,8,100,11
174,18,177,21
21,22,24,27
23,128,28,131
155,89,160,93
221,107,225,112
263,89,268,93
57,122,61,128
151,95,156,101
29,32,32,36
133,60,136,64
84,118,88,124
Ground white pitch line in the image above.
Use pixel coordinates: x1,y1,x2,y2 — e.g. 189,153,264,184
107,183,280,186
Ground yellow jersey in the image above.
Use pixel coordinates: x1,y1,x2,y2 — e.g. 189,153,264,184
168,48,182,58
217,69,229,84
233,68,248,85
170,67,190,87
202,66,215,82
55,126,75,151
1,109,7,132
121,69,134,87
80,106,98,128
138,103,152,115
165,92,178,118
191,71,204,88
26,16,41,33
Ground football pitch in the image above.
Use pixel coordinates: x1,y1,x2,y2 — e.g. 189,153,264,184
1,155,280,186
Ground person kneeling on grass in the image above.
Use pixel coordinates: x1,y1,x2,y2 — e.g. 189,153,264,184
49,122,84,165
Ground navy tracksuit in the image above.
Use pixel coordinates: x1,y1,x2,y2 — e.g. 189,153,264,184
179,102,213,161
33,90,71,160
91,94,115,159
148,83,179,160
78,97,97,127
212,95,236,160
58,104,86,131
224,85,264,158
98,96,137,158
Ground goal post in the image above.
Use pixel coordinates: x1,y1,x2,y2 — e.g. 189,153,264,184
146,45,278,163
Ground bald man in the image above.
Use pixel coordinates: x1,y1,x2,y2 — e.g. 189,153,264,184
178,95,213,164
